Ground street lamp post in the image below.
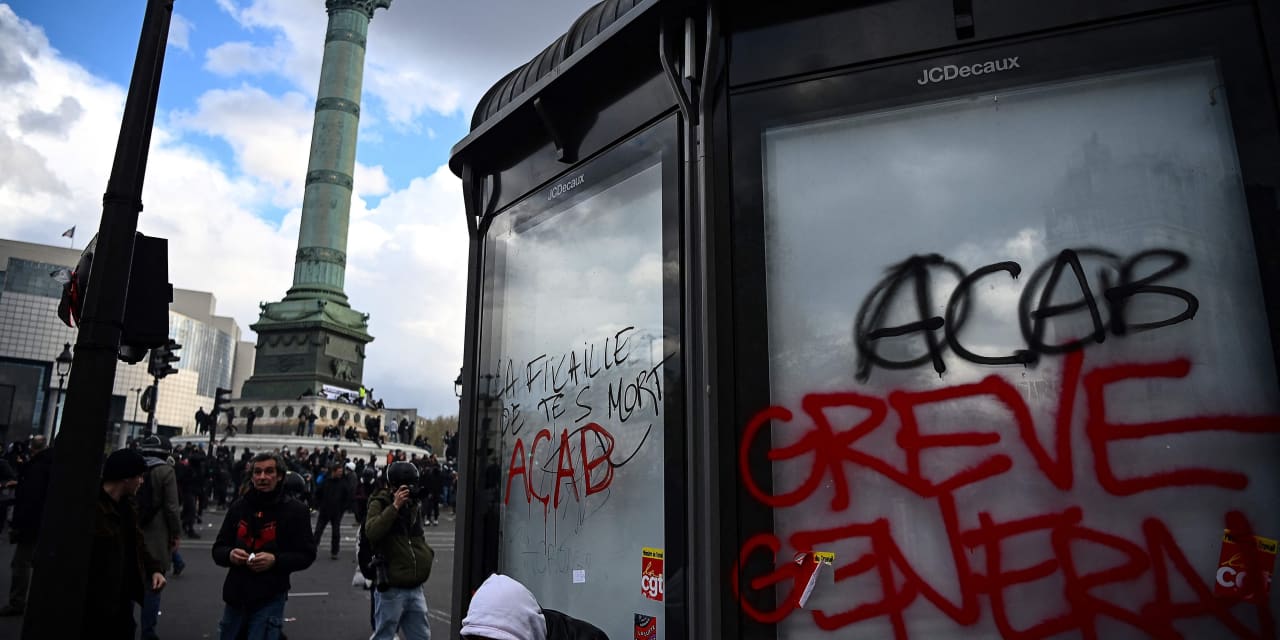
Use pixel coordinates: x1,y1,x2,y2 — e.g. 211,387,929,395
131,387,143,424
49,343,73,438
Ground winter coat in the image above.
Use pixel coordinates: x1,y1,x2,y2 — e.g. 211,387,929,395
545,609,611,640
365,489,433,588
316,473,353,515
86,490,162,625
420,466,444,496
139,457,182,574
11,447,53,544
211,486,316,608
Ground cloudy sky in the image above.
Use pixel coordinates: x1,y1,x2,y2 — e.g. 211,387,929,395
0,0,599,417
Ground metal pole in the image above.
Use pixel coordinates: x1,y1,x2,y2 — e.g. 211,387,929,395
146,375,159,437
42,380,56,439
52,376,65,438
22,1,174,637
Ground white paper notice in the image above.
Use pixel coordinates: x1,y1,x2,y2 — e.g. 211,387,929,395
572,570,586,584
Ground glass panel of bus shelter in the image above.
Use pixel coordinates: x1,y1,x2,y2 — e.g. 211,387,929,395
755,59,1280,638
479,149,669,639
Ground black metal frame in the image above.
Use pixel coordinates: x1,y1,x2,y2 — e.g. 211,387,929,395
455,109,689,637
726,1,1280,637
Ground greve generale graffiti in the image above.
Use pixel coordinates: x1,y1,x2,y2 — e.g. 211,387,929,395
736,248,1280,638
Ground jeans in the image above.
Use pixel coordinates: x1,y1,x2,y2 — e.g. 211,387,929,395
218,593,287,640
141,588,161,640
371,586,431,640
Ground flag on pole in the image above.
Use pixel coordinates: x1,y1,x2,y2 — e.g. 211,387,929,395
61,226,75,239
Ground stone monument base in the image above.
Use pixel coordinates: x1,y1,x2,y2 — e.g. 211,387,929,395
171,432,432,467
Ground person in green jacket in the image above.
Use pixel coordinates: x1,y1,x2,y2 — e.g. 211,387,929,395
366,461,435,640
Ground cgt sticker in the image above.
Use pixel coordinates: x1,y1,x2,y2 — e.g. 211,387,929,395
642,547,664,602
634,613,658,640
1215,529,1277,602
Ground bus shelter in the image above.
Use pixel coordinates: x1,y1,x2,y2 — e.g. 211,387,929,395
449,1,1280,638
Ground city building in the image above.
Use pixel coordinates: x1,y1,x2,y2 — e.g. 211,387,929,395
0,238,253,443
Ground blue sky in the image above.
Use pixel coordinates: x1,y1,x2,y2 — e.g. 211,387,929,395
0,0,598,417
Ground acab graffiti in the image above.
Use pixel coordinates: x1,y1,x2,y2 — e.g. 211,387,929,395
855,248,1198,380
736,248,1280,638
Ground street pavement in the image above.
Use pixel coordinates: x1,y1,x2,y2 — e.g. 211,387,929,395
0,504,457,639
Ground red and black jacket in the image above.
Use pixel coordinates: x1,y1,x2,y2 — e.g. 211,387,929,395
211,486,316,608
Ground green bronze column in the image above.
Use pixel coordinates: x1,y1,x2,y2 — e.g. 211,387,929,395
240,0,390,402
287,0,393,303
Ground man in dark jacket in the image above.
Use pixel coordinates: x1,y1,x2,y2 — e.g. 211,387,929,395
211,451,316,640
366,415,384,448
138,436,182,640
366,461,434,640
89,448,166,639
0,435,52,616
313,461,353,559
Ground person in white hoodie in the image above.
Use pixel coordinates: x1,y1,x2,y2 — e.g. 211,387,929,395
460,574,609,640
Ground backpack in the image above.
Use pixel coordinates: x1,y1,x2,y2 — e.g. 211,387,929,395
356,522,377,580
356,494,384,580
137,465,161,525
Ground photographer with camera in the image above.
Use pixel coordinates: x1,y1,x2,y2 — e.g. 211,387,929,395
365,461,435,640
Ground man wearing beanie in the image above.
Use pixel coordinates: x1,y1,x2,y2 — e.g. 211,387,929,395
460,573,609,640
211,451,316,639
87,448,167,639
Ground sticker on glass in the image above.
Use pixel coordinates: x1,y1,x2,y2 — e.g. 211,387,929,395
641,547,664,602
634,613,658,640
1215,529,1277,602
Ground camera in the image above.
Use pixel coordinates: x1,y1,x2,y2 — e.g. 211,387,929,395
370,554,390,591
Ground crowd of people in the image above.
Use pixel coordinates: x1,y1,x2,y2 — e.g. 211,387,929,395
0,432,459,640
194,405,441,452
0,430,609,639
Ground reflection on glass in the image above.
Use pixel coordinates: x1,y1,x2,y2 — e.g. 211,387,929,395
760,59,1280,638
479,157,667,640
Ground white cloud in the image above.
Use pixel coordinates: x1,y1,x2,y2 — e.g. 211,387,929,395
354,163,390,199
169,85,312,207
345,166,469,413
168,12,194,52
211,0,601,121
1,0,605,416
363,64,460,128
205,40,286,76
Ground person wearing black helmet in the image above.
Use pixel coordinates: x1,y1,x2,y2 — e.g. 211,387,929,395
366,461,435,640
282,471,308,502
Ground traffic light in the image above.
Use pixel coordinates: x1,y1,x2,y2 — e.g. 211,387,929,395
119,233,173,363
147,339,181,379
212,386,232,416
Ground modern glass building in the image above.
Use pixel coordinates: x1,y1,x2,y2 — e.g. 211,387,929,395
0,238,254,442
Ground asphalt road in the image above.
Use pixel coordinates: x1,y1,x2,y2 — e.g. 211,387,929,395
0,504,457,640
